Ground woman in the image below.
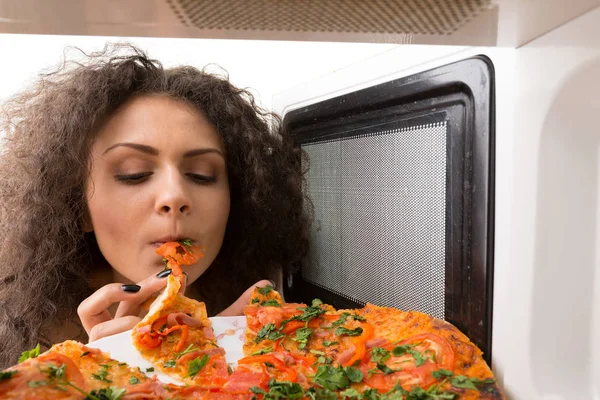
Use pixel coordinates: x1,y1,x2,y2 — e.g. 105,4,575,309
0,44,312,368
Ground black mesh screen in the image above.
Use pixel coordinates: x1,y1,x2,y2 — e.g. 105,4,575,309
302,122,447,319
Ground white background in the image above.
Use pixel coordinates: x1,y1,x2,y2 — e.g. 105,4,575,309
0,34,397,110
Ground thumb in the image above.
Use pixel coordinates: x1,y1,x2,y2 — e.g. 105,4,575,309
217,279,273,316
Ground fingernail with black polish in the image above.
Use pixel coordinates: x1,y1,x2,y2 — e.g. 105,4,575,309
156,269,172,279
269,280,277,289
122,284,141,293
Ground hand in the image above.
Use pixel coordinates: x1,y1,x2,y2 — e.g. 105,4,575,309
217,279,277,316
77,269,186,342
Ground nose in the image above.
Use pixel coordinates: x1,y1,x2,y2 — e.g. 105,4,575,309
154,171,192,215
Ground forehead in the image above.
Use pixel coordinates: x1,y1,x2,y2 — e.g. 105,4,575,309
93,94,224,153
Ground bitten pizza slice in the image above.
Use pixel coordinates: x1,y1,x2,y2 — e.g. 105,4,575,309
131,241,229,388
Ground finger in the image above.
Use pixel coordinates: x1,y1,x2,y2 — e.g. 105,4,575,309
78,283,144,335
114,269,174,319
217,279,273,316
88,315,142,343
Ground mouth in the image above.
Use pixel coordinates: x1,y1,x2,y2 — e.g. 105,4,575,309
150,237,195,249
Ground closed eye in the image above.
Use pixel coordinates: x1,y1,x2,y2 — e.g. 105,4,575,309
186,173,217,184
115,172,153,184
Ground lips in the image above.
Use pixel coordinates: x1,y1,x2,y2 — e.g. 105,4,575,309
150,237,195,249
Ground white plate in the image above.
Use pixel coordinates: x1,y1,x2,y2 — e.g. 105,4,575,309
86,316,246,385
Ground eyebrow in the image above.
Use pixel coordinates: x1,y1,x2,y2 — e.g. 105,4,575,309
102,142,224,158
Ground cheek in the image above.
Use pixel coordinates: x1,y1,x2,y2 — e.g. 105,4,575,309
212,190,231,234
90,202,127,238
214,193,230,226
86,186,143,257
199,189,230,247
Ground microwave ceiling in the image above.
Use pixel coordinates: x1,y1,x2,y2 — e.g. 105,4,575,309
0,0,598,46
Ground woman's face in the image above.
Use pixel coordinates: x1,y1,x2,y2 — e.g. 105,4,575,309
86,94,230,284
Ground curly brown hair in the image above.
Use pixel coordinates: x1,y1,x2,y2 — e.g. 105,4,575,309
0,43,312,368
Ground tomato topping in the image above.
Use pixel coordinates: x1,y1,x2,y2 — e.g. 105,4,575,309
274,337,284,351
320,314,342,321
281,320,305,334
238,354,298,382
155,241,203,276
288,352,317,369
209,366,231,387
157,324,189,352
165,259,183,277
186,355,230,388
361,332,455,391
238,354,285,369
151,315,169,332
342,322,375,367
224,366,270,393
245,305,299,332
139,332,162,348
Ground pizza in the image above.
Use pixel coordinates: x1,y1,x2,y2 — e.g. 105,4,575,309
233,285,502,399
0,241,503,399
131,241,230,388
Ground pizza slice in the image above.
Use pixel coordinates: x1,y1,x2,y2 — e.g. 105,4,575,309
131,241,229,388
242,285,370,366
220,286,302,393
352,303,502,399
0,348,87,399
0,341,177,400
50,340,149,394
